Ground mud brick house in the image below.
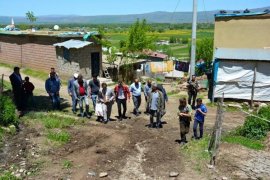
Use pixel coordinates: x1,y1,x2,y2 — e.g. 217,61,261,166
0,32,102,78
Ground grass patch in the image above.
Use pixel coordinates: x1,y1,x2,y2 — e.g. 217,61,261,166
182,137,210,160
63,160,73,169
42,115,76,129
182,137,210,173
0,62,14,69
21,68,48,81
47,130,71,144
222,135,264,150
2,80,12,90
0,171,19,180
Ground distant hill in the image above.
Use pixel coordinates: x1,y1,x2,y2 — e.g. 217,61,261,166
0,6,269,24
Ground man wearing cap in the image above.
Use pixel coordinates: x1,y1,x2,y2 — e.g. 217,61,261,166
68,73,78,114
147,83,164,128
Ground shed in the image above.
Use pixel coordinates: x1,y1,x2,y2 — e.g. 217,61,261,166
213,48,270,101
212,11,270,102
0,31,102,79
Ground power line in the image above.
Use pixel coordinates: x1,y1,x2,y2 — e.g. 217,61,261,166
202,0,209,23
170,0,181,24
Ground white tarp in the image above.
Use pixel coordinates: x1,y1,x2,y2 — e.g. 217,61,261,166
53,39,92,49
215,60,270,101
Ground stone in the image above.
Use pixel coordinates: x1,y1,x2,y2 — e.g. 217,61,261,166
259,103,267,108
222,177,228,180
15,173,21,178
88,171,96,176
207,164,214,169
169,172,179,177
227,104,242,109
99,172,108,178
254,102,261,107
27,172,31,175
19,169,24,173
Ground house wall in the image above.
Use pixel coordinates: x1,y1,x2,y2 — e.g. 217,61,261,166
56,45,102,79
0,34,102,78
0,35,58,71
214,14,270,49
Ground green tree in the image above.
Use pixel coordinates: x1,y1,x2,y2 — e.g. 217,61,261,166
25,11,37,24
189,38,214,75
126,19,156,53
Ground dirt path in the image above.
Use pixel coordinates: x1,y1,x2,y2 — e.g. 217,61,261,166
0,66,70,99
1,65,251,179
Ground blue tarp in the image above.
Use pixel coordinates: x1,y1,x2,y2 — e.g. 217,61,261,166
83,31,99,41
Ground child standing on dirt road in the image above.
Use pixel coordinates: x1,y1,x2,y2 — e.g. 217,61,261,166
178,98,192,144
193,98,207,139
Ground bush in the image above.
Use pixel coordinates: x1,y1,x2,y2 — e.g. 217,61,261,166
181,38,189,44
0,95,18,127
237,107,270,140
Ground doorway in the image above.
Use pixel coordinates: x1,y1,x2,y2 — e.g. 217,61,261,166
91,52,100,77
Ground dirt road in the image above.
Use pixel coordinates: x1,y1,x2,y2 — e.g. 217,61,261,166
1,66,250,179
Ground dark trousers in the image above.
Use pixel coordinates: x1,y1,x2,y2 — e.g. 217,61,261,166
188,92,197,108
117,99,127,117
145,96,150,113
71,94,77,112
193,119,204,138
13,91,24,111
50,93,60,110
132,95,141,114
150,110,161,126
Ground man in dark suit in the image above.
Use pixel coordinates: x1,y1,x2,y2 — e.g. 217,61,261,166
9,66,24,112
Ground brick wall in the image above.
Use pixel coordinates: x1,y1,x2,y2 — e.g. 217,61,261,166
0,34,102,78
0,35,57,72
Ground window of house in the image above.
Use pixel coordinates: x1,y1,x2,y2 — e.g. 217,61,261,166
63,48,70,61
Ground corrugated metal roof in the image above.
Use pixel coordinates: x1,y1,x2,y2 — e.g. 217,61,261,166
215,11,269,18
53,39,92,49
148,52,168,59
215,48,270,61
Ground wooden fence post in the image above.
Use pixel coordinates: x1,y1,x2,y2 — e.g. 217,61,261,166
208,93,224,165
0,74,4,95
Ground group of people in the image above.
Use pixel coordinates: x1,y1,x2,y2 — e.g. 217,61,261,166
66,73,168,126
9,66,207,145
9,67,35,116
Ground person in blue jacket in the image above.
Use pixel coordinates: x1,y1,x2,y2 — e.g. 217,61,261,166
45,72,61,110
193,98,207,139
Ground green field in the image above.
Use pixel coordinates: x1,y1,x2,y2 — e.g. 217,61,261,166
106,29,214,59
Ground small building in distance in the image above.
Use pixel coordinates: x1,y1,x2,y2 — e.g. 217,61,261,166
146,51,168,62
213,11,270,102
0,31,102,79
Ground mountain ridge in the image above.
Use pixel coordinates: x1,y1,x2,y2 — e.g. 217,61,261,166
0,6,269,24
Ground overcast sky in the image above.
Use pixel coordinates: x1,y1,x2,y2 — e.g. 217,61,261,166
0,0,269,16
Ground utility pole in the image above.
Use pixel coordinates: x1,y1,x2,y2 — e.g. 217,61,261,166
190,0,198,79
